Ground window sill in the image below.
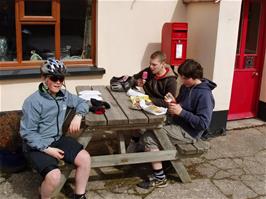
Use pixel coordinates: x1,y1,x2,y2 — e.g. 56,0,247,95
0,66,105,80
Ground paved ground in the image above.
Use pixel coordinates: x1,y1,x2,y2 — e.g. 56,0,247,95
1,121,266,199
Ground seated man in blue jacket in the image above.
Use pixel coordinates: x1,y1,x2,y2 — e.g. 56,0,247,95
20,59,90,199
138,59,216,189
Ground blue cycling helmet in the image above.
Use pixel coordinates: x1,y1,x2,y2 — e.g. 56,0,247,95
41,58,67,76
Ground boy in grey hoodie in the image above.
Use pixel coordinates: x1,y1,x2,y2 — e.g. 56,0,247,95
20,59,90,199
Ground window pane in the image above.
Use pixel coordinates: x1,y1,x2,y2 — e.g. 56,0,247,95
25,0,52,16
61,0,92,60
22,25,55,60
245,0,261,54
0,0,16,62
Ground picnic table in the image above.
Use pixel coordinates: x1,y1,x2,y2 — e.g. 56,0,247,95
53,85,204,196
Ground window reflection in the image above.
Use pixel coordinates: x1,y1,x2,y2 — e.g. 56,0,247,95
22,25,55,60
0,0,16,62
24,0,52,16
245,0,260,54
61,0,92,60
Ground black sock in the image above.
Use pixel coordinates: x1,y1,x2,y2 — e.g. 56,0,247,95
74,193,86,199
131,135,140,143
153,168,166,180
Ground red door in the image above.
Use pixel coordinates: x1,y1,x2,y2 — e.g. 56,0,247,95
228,0,266,120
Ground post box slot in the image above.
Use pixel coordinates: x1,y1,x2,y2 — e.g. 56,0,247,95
172,32,187,39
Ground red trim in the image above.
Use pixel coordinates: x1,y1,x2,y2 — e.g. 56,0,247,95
155,67,170,80
238,0,249,69
228,112,256,120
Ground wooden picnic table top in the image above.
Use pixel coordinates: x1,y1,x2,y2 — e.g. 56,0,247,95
76,85,166,131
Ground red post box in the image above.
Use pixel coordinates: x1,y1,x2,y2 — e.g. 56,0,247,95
161,22,188,67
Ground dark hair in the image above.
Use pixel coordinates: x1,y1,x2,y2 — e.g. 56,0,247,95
178,59,203,79
150,51,166,63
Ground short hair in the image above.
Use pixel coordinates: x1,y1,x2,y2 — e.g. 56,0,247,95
178,59,203,79
150,51,166,63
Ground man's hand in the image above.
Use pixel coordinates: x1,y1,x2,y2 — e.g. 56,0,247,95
68,114,82,134
136,78,146,87
168,103,183,116
43,147,64,160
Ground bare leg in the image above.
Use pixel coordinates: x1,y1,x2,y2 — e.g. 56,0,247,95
74,149,91,194
146,147,163,170
40,169,61,199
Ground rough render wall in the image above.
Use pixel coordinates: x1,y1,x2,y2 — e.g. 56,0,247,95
186,0,242,111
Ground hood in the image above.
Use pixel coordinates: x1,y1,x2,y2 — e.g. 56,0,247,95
196,79,217,91
165,64,177,78
153,64,177,80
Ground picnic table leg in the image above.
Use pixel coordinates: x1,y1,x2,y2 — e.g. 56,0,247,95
169,159,191,183
118,132,126,154
52,131,94,197
153,129,192,183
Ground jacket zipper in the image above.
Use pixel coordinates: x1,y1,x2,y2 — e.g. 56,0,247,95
50,95,60,138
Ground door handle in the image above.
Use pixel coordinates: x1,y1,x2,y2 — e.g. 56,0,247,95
252,72,259,77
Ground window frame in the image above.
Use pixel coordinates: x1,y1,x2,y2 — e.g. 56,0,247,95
0,0,96,70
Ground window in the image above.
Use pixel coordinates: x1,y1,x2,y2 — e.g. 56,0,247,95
0,0,96,69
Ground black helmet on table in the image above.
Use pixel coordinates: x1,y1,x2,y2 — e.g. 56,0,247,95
41,58,67,76
110,75,134,92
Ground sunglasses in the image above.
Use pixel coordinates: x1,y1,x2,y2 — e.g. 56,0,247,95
49,76,65,83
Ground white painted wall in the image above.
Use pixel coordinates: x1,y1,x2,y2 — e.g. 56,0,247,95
186,0,242,111
0,0,186,111
96,0,187,82
259,52,266,102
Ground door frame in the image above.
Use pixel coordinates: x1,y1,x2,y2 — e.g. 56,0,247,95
228,0,266,120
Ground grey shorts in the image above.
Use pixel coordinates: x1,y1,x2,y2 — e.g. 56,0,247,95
141,125,196,150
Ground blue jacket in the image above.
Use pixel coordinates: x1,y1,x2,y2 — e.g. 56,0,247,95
173,79,216,138
20,83,89,151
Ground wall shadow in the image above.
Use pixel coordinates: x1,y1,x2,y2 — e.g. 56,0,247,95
140,43,161,70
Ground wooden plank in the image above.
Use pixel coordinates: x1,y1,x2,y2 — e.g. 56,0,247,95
153,129,192,183
107,87,148,124
170,160,192,183
85,123,163,132
76,85,107,127
76,85,91,94
92,86,128,125
193,140,209,154
176,144,198,155
163,125,198,155
118,132,126,154
143,111,166,125
77,131,94,148
91,150,177,167
153,129,176,150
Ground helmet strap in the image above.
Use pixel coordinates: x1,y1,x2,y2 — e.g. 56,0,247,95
43,80,49,90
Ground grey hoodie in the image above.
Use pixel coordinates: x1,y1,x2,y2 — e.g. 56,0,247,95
20,83,89,151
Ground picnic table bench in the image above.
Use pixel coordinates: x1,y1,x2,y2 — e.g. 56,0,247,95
53,85,209,196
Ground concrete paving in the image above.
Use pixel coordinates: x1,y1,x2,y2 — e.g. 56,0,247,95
0,120,266,199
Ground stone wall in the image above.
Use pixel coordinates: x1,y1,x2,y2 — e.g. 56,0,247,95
0,111,23,151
